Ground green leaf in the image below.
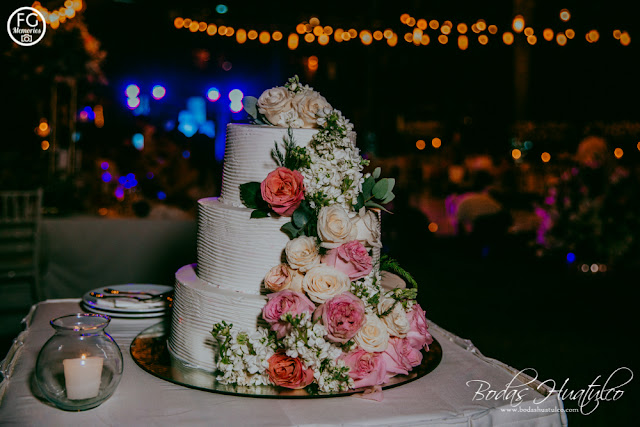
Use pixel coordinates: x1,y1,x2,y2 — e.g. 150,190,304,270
365,201,393,214
240,182,262,209
362,176,375,198
281,222,300,239
373,167,381,180
373,178,395,200
380,192,395,205
292,208,310,228
250,209,269,219
354,192,365,211
243,96,259,120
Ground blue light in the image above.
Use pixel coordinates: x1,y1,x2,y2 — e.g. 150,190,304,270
178,121,197,138
566,253,576,263
524,140,533,150
151,85,166,100
125,84,140,98
132,95,150,116
115,187,125,199
199,120,216,138
157,191,167,200
146,172,154,179
182,150,191,159
131,179,138,187
215,4,228,14
164,120,175,131
101,172,112,183
118,176,127,185
100,162,109,170
132,133,144,150
126,173,135,180
207,87,221,102
228,89,244,102
83,106,95,120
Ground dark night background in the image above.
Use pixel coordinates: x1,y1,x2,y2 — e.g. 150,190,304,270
1,1,638,424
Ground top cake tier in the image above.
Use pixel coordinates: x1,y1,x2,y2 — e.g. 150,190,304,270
220,124,319,207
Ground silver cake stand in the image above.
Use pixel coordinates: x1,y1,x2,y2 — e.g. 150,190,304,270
130,321,442,398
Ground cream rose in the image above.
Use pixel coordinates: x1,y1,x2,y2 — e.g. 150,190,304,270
378,298,411,338
294,91,332,128
285,236,321,272
301,265,350,304
263,264,293,292
317,205,357,249
352,208,382,248
257,87,294,127
289,268,304,292
354,314,390,352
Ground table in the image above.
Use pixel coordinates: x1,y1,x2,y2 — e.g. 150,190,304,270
40,216,196,299
0,300,567,426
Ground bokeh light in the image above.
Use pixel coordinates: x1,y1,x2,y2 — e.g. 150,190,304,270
432,138,442,148
560,9,570,21
614,148,623,159
416,140,426,150
125,84,140,98
512,149,522,160
207,87,221,102
151,85,166,100
541,152,551,163
512,15,525,33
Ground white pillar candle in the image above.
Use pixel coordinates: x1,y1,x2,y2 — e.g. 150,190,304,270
63,355,104,400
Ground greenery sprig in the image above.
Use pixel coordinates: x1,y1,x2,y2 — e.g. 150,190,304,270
271,128,311,171
354,167,396,213
380,255,418,288
280,200,318,239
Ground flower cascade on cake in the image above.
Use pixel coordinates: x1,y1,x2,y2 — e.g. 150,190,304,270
211,76,433,393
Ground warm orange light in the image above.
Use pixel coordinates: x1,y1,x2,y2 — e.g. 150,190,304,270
503,32,514,45
512,15,525,33
406,17,416,27
613,30,622,40
488,25,498,34
272,31,283,41
541,152,551,163
304,33,315,43
296,23,306,34
218,25,226,35
543,28,554,41
305,23,312,33
189,21,199,32
614,148,623,159
198,22,207,32
400,13,410,24
323,26,333,35
360,30,373,45
441,25,451,35
383,29,393,39
373,30,383,41
404,33,413,43
41,140,50,150
309,17,320,27
225,27,234,36
236,29,247,43
565,29,575,39
207,24,217,36
457,23,468,34
72,0,82,12
348,29,357,38
308,55,318,71
313,25,323,36
412,28,423,43
512,149,522,160
50,20,59,29
556,33,567,46
341,32,351,41
428,222,438,233
38,122,49,132
288,33,299,50
417,19,427,30
476,20,486,31
432,138,442,148
429,20,439,30
174,17,184,29
182,18,191,28
438,34,448,44
248,30,258,40
560,9,571,22
421,34,430,45
416,140,426,150
620,32,631,46
458,35,469,50
318,34,329,45
259,31,270,44
587,30,600,43
334,29,344,42
527,35,537,45
387,33,398,47
478,34,488,45
471,23,479,34
637,141,640,151
524,27,533,37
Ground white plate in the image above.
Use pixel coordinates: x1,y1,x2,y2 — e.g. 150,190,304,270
83,284,173,314
82,303,168,318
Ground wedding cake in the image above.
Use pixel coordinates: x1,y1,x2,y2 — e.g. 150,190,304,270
168,77,433,392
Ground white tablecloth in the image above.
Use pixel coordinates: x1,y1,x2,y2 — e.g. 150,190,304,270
0,300,567,426
41,216,196,299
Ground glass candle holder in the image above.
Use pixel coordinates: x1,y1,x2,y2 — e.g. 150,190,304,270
35,313,123,411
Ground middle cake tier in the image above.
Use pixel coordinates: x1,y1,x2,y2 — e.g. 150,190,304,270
196,197,290,295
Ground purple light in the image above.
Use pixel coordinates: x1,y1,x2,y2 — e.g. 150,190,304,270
566,253,576,263
115,186,125,199
101,172,112,183
118,176,127,185
100,162,109,170
146,172,154,179
151,85,166,100
126,173,135,180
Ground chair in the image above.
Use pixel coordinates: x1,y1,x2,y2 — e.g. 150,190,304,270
0,189,44,302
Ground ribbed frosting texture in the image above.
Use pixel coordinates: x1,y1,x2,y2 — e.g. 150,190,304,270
220,124,318,207
168,264,268,372
196,197,290,295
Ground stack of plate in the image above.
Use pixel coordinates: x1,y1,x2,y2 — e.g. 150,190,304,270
82,284,173,318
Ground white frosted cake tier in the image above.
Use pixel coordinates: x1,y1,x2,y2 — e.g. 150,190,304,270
168,264,268,372
220,124,319,207
197,197,290,295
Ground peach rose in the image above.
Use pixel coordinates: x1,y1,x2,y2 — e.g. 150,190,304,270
285,236,321,272
260,167,305,216
352,208,382,248
378,298,411,338
267,352,314,389
302,265,350,304
264,264,293,292
294,91,332,128
257,87,294,126
354,314,389,353
317,205,357,249
322,240,372,280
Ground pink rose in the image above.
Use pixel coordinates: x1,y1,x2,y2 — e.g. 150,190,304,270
267,352,314,389
260,167,305,216
382,337,423,376
322,240,372,280
264,264,293,292
262,290,316,338
313,292,365,343
406,304,434,350
341,349,388,389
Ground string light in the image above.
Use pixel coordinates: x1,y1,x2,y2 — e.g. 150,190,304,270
557,32,567,46
503,32,514,45
566,29,575,39
259,31,270,44
457,23,468,34
560,9,571,22
478,34,488,45
512,149,522,160
416,140,426,150
288,33,299,50
513,15,525,33
432,138,442,148
438,34,448,44
458,35,468,50
614,148,623,159
541,152,551,162
543,28,554,41
620,32,631,46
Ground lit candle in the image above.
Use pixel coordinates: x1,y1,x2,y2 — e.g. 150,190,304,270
63,354,103,400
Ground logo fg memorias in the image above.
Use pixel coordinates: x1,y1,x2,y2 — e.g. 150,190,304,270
7,7,46,47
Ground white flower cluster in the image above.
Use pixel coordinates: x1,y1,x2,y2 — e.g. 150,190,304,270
350,271,383,314
301,109,367,210
215,327,275,386
281,313,353,392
